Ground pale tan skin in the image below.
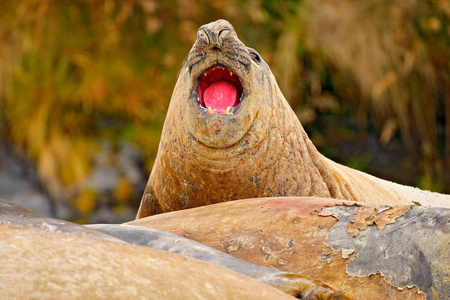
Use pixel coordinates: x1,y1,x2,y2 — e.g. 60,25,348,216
137,19,449,218
0,224,294,300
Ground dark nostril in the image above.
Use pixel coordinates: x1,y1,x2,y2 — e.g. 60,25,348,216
197,24,232,50
218,29,228,38
217,29,230,42
197,29,210,46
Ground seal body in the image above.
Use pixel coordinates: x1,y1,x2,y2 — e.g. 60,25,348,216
0,199,295,300
131,197,450,299
89,223,349,299
137,19,450,218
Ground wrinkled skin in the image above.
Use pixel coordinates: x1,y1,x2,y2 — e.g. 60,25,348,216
137,19,450,218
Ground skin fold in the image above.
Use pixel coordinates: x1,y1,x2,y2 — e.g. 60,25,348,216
137,19,450,218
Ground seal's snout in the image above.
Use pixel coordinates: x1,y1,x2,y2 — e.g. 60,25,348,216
191,20,246,115
184,20,255,148
197,19,235,51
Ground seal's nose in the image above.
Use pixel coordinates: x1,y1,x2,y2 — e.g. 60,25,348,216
197,19,235,50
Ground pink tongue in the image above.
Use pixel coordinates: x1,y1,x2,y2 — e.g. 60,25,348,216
203,81,239,113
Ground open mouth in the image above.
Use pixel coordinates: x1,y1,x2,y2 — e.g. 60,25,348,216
197,66,244,114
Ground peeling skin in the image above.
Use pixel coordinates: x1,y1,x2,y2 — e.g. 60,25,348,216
340,249,355,259
323,204,449,299
137,19,450,218
345,205,414,237
129,197,439,299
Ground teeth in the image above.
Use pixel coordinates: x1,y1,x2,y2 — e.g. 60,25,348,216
207,107,213,114
225,107,231,114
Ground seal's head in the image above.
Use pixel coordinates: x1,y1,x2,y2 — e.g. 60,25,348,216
137,19,310,217
177,19,272,149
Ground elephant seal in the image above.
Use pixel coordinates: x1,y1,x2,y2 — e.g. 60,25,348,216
0,199,121,242
87,223,349,299
130,197,450,299
0,225,298,300
137,19,449,218
0,199,343,299
0,200,296,299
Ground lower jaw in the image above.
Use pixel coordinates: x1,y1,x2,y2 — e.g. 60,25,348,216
184,95,252,149
199,104,240,115
195,91,247,116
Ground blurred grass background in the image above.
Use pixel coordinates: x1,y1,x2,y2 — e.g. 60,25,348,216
0,0,448,222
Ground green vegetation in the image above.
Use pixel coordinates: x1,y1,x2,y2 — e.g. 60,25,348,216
0,0,448,218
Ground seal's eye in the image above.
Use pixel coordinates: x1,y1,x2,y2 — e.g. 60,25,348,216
248,48,261,63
